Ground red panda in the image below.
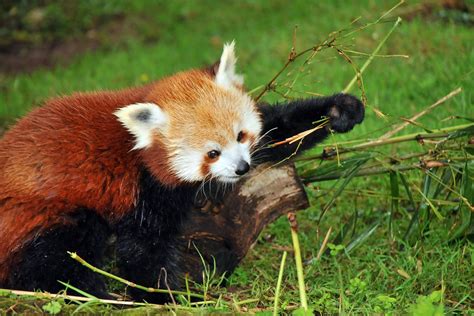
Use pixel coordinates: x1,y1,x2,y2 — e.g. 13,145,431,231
0,42,364,302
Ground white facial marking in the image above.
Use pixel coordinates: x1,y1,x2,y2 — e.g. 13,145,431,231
169,147,204,182
210,142,251,183
114,102,167,150
240,96,262,138
152,42,263,184
215,41,244,90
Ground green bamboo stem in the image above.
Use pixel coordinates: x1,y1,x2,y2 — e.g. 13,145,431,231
273,251,288,316
287,213,308,311
343,17,402,93
303,157,473,182
297,123,473,161
312,187,460,206
68,252,206,300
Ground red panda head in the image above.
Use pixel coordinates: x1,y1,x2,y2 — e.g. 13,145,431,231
115,42,262,186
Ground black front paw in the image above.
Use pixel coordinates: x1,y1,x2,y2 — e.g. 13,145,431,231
327,93,364,133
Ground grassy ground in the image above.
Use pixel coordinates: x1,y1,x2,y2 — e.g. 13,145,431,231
1,0,473,314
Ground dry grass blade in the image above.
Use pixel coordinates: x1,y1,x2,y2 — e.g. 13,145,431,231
270,119,328,147
316,227,333,260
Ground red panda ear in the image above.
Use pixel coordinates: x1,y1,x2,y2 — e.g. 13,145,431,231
114,103,168,150
205,60,220,77
214,41,244,90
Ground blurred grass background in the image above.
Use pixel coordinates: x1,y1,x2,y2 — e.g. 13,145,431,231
0,0,473,314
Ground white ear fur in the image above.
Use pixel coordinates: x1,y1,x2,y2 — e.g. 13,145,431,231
215,41,244,89
114,102,167,150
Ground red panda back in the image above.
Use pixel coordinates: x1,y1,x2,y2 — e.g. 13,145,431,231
0,87,151,213
0,86,152,281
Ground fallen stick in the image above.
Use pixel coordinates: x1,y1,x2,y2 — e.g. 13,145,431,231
0,289,160,307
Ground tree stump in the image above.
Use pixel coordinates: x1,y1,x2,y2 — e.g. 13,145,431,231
177,163,309,283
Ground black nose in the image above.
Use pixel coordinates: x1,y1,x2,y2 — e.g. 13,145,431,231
235,160,250,176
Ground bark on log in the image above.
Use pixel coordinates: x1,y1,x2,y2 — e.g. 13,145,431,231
177,163,309,283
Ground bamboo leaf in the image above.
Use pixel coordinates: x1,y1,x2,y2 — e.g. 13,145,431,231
345,213,388,254
318,156,371,224
331,208,359,247
415,185,444,220
300,153,372,180
449,161,473,240
389,171,400,240
417,174,433,237
400,173,419,243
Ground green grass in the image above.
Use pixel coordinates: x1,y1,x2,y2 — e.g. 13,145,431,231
1,0,473,314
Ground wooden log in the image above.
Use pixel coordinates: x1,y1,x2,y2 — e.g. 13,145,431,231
177,163,309,283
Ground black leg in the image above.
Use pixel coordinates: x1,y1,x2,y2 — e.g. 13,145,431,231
115,168,195,303
7,209,110,298
256,93,364,162
115,213,187,303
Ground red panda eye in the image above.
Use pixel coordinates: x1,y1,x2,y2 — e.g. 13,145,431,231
207,150,220,159
237,131,244,142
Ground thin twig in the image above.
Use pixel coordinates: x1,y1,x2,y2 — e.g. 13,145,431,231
269,119,328,147
378,87,463,140
263,16,404,150
343,17,402,94
254,38,334,102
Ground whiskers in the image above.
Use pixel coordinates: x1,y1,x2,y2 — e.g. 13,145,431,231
195,169,236,206
194,128,278,205
250,127,277,165
196,172,214,203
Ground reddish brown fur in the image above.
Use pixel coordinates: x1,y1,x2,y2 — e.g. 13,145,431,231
140,138,180,186
0,87,152,280
238,131,249,143
201,154,218,178
0,67,256,282
146,70,241,149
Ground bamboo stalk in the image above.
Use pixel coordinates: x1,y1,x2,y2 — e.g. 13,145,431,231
287,213,308,311
273,251,288,316
303,157,473,182
343,17,402,94
297,123,473,161
68,252,206,300
254,2,405,102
